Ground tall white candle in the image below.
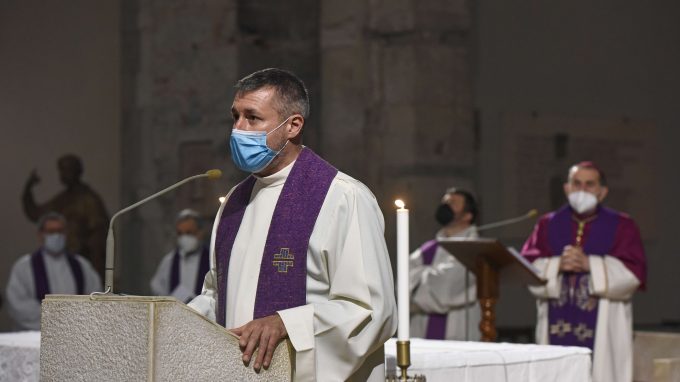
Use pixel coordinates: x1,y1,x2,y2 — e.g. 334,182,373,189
395,199,410,341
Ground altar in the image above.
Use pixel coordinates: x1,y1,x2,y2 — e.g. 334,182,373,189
2,330,593,382
385,338,592,382
0,331,40,382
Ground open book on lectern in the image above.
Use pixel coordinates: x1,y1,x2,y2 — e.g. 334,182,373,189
437,237,547,286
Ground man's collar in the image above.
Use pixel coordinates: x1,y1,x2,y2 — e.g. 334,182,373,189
178,247,201,258
41,248,65,258
254,159,295,187
436,225,478,239
568,204,602,220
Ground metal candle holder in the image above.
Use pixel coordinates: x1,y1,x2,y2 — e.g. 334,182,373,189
385,341,426,382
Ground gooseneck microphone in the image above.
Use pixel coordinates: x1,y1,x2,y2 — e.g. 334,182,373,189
103,169,222,294
476,209,538,232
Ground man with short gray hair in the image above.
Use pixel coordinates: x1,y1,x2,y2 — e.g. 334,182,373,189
188,68,397,381
150,209,209,303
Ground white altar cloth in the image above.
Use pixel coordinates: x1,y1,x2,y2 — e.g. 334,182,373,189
385,338,592,381
0,331,40,382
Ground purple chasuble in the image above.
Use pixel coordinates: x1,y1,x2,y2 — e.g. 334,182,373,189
547,205,619,350
215,148,338,327
170,245,210,298
419,240,448,340
30,249,84,301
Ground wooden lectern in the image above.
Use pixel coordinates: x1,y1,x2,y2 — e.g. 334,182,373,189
438,238,546,342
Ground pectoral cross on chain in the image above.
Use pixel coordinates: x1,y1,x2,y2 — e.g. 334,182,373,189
273,248,294,273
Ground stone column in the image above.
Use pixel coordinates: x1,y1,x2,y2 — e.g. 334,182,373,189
120,0,240,293
320,0,476,257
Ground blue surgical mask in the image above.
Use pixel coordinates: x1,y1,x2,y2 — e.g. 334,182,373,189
229,116,291,173
44,233,66,254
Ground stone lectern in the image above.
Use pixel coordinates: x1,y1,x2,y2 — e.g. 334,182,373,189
40,294,292,381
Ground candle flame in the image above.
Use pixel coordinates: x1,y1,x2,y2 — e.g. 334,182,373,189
218,196,226,204
394,199,405,209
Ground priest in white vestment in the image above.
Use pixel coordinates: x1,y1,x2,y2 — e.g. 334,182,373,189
150,209,209,303
409,188,480,341
521,162,646,382
189,68,397,382
5,212,102,330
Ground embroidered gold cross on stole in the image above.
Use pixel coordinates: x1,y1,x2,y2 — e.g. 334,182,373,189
573,323,594,342
550,320,572,337
273,248,294,273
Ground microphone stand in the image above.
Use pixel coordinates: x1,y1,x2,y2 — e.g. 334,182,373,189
102,170,222,294
476,209,538,232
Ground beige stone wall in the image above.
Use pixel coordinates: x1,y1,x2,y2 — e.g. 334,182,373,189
120,0,241,293
320,0,476,259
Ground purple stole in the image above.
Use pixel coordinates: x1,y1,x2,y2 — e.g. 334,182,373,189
419,240,449,339
215,148,338,327
169,245,210,297
30,249,84,301
547,205,619,350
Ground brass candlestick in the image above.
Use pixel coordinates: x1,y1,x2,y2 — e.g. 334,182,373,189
386,340,426,382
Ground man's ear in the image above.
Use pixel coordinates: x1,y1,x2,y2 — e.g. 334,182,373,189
287,114,304,139
462,211,473,224
563,182,571,198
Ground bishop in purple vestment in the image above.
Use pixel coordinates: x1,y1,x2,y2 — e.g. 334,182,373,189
521,162,646,382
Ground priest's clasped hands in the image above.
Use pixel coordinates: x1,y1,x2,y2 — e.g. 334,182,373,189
559,245,591,272
230,314,288,372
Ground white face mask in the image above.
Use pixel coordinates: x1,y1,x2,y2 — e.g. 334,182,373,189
44,233,66,254
177,234,200,254
568,191,598,214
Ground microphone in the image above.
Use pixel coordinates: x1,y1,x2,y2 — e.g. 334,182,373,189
103,169,222,294
476,209,538,232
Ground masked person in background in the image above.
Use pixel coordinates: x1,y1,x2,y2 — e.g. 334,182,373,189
5,212,102,330
409,188,481,341
521,161,646,382
150,209,209,303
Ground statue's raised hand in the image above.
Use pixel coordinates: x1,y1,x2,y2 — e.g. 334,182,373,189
25,169,41,190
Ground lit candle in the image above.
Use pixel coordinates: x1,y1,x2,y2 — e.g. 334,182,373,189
395,199,410,341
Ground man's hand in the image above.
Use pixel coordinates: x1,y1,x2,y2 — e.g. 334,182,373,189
560,245,590,272
230,314,288,372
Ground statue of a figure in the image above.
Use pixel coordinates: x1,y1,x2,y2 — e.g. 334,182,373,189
22,154,109,278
